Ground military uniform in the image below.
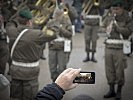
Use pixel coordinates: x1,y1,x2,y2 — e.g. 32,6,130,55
83,5,100,63
103,0,133,99
0,13,9,74
6,10,57,100
48,10,72,82
0,39,9,74
0,74,10,100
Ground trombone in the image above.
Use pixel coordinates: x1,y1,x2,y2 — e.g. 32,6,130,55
82,0,100,15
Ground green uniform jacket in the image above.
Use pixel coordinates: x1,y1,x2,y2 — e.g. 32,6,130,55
48,15,72,50
6,20,57,80
103,10,133,49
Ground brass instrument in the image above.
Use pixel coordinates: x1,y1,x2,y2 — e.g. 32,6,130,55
61,4,69,15
32,0,56,25
94,0,100,6
82,0,93,15
42,4,69,34
82,0,100,15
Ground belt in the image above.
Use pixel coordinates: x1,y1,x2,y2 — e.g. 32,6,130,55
105,39,123,44
12,60,39,67
53,37,65,42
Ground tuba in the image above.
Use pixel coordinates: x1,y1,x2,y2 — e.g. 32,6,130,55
32,0,56,25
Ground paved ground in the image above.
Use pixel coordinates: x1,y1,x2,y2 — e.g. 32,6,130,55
38,33,133,100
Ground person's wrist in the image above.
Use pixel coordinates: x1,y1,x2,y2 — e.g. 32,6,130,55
53,82,65,93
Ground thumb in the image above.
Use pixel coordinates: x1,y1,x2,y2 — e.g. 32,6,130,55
67,83,79,91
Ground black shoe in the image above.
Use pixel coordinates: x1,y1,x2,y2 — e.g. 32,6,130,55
91,58,97,63
115,85,122,100
83,57,90,62
115,92,121,100
104,92,116,98
126,53,131,57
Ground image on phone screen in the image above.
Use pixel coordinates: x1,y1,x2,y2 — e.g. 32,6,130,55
73,71,95,84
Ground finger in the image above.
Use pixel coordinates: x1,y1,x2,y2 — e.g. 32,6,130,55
68,68,77,75
70,83,79,90
71,68,81,78
61,68,73,75
74,68,81,76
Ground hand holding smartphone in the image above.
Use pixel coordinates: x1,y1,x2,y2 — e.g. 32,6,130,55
73,71,95,84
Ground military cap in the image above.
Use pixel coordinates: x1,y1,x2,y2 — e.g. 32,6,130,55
19,9,32,19
112,0,124,7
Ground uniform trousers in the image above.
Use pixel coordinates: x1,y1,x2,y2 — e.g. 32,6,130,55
48,49,70,81
10,78,38,100
105,47,127,86
84,25,99,53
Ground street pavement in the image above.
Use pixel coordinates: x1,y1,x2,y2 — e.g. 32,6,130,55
38,33,133,100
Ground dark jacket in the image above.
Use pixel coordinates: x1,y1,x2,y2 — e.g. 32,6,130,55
35,83,65,100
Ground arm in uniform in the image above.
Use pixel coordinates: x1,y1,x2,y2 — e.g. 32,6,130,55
114,13,132,38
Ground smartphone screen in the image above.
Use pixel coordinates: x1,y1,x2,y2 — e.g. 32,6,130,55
73,71,95,84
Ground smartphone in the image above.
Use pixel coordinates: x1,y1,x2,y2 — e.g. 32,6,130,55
73,71,95,84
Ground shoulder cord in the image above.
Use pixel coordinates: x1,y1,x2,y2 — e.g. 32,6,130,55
10,29,28,58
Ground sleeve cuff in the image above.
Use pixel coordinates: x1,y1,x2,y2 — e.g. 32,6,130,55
52,83,65,95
